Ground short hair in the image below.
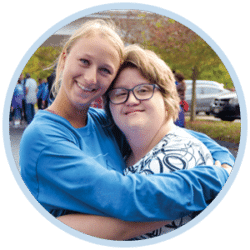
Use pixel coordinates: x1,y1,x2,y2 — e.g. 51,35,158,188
52,19,124,97
175,72,185,82
103,44,180,123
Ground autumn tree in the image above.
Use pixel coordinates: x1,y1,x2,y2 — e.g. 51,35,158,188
108,10,232,121
140,14,231,121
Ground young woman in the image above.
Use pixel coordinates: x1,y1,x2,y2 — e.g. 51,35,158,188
20,20,233,240
106,45,216,239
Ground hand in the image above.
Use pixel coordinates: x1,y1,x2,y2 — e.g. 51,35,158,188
215,160,232,175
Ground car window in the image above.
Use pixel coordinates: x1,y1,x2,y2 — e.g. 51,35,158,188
186,86,226,96
196,87,203,95
203,88,222,95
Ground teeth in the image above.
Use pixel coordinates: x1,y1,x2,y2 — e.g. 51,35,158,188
77,82,94,92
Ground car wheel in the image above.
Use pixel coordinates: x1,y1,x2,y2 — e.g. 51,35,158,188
205,111,210,115
220,117,235,122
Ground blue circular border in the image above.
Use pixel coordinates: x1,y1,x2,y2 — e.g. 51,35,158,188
3,3,247,248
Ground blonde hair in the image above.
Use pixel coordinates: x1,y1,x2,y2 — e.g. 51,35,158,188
52,19,124,97
104,44,180,121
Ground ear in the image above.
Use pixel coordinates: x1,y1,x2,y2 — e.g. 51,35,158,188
61,51,67,70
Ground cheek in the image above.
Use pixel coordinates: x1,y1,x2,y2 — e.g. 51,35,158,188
153,98,167,119
110,105,121,123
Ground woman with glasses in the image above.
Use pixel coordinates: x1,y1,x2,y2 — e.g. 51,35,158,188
106,44,215,239
20,20,233,241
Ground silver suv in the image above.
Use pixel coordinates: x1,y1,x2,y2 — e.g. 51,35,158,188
185,84,231,115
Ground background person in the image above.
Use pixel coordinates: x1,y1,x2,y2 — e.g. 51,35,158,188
174,72,188,127
24,73,37,124
19,73,27,124
36,78,46,109
20,19,233,240
41,78,50,109
11,79,24,128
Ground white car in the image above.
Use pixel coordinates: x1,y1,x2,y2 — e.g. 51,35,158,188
185,84,231,115
185,80,224,89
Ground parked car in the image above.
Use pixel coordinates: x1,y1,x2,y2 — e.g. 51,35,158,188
210,92,240,121
185,80,224,89
185,84,231,115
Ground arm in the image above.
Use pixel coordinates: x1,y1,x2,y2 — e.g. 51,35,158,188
58,163,230,240
185,129,235,167
58,214,170,240
21,139,229,222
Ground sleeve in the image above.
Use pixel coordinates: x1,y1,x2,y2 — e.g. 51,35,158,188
42,84,49,101
31,139,229,222
36,86,41,99
185,129,235,167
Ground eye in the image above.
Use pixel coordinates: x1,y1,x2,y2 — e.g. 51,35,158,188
100,67,111,75
114,89,127,97
137,86,151,94
80,59,89,66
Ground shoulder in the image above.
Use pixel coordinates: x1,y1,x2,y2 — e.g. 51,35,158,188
88,107,109,126
169,126,209,150
21,111,81,148
26,78,37,86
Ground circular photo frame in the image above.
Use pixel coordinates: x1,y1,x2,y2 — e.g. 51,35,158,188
3,2,247,248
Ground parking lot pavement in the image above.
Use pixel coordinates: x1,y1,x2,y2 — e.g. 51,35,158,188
9,125,26,169
214,139,238,158
9,128,239,172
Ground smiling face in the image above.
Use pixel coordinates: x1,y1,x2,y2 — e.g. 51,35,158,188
59,35,120,110
109,67,169,136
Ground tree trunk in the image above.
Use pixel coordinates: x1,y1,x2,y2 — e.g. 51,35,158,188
190,66,198,121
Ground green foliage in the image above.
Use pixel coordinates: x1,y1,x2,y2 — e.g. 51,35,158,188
22,46,61,82
186,119,241,144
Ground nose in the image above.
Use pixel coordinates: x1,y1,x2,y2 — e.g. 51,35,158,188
125,90,140,106
84,66,97,85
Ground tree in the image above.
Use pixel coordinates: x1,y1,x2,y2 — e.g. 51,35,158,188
22,46,61,82
106,10,233,120
120,12,233,121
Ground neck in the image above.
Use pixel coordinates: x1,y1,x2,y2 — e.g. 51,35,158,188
125,119,174,166
48,92,89,128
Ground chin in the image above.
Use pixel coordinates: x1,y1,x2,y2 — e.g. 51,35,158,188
119,120,146,133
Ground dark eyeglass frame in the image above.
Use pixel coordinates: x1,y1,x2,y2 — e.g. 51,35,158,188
108,83,160,105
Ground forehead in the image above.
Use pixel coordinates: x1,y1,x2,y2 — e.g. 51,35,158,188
70,35,120,66
114,67,149,88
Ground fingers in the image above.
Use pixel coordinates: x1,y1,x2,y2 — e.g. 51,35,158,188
221,163,233,175
214,160,221,167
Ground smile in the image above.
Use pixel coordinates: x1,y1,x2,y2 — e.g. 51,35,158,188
125,110,144,115
76,81,97,92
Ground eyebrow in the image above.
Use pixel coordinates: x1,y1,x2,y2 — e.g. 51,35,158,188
82,53,116,74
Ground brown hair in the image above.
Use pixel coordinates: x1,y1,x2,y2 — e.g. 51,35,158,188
103,44,180,123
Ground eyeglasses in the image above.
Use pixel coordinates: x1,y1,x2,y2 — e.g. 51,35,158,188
108,83,160,105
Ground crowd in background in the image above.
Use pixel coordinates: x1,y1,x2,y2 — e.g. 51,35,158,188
10,72,55,128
